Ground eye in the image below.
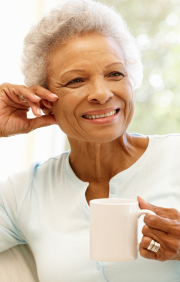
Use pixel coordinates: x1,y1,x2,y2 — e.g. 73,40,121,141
66,78,83,86
109,72,124,77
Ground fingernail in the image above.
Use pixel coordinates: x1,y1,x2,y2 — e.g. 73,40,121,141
47,101,52,107
34,95,41,100
37,108,42,116
51,93,59,98
43,109,51,114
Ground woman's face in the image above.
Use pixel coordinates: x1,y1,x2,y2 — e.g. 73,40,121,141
47,33,134,143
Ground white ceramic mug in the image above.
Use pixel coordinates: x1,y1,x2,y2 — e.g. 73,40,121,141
90,198,156,262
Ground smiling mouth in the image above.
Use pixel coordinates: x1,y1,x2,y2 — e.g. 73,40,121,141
82,109,119,119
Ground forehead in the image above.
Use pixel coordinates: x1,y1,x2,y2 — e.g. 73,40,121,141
48,33,125,71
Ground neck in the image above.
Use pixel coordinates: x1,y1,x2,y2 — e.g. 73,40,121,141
68,132,148,184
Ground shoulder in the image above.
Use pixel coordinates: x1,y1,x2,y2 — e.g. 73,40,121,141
131,132,180,160
2,150,70,183
145,133,180,165
33,150,70,175
131,132,180,145
148,133,180,149
0,151,70,209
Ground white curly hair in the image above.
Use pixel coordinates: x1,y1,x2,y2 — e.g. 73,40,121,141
21,0,143,90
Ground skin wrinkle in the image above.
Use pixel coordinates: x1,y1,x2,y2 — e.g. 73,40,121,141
95,144,101,183
60,61,125,81
46,32,149,203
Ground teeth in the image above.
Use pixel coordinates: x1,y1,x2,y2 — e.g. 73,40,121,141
84,110,117,119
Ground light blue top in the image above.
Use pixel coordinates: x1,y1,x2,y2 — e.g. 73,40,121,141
0,133,180,282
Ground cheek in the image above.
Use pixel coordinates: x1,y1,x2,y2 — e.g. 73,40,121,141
110,77,133,101
52,100,75,135
119,80,133,101
52,88,87,117
51,91,80,127
114,81,134,121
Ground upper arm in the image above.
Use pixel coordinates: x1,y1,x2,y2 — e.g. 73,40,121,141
0,163,38,253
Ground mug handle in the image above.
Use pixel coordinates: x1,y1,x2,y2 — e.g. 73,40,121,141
137,209,156,252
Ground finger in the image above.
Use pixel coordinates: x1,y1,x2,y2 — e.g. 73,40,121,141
141,235,164,253
28,85,59,102
142,224,180,258
1,86,40,107
144,214,180,235
23,97,42,117
139,236,166,261
1,85,58,116
8,85,43,104
142,224,168,249
42,108,53,115
139,240,157,260
144,214,171,233
27,113,58,132
1,84,55,119
20,90,53,117
137,196,180,220
41,99,52,108
1,86,41,116
39,100,53,115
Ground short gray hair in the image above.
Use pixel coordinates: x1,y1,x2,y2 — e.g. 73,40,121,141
21,0,143,90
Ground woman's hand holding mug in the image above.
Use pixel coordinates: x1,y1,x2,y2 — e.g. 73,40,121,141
0,83,59,137
138,196,180,262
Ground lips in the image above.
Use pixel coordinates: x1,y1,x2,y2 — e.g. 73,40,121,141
82,107,119,116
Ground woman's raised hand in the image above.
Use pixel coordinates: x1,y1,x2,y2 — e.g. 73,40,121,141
0,83,59,137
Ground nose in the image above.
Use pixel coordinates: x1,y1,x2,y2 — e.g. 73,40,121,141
87,79,113,104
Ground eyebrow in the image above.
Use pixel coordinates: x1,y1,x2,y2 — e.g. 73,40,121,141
60,62,124,78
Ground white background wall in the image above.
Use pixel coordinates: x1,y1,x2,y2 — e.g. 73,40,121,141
0,0,67,181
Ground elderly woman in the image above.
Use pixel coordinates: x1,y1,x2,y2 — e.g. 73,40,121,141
0,0,180,281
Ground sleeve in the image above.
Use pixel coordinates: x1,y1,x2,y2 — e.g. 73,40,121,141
0,163,39,253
